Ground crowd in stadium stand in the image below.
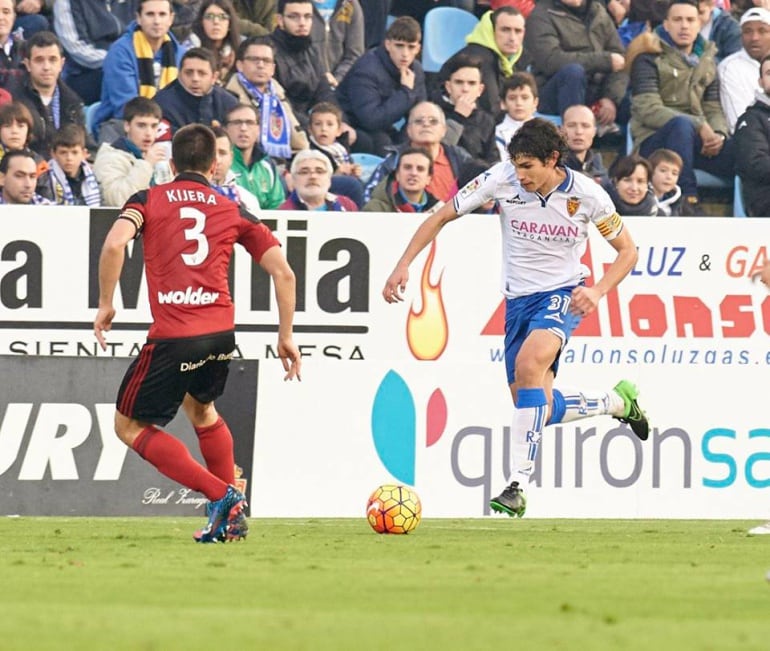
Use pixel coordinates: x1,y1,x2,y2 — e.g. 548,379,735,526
0,0,768,214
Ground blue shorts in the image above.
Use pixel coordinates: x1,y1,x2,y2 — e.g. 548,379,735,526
503,286,582,385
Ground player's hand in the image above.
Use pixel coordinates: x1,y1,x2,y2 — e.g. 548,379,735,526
277,337,302,381
93,306,116,351
383,266,409,303
757,260,770,287
570,285,601,317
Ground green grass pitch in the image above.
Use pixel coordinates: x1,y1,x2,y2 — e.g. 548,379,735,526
0,517,767,651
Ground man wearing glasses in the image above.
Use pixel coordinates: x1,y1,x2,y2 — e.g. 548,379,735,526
225,35,309,156
278,148,357,210
224,103,286,209
363,101,472,204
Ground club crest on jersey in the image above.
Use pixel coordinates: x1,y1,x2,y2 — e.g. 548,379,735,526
566,196,581,216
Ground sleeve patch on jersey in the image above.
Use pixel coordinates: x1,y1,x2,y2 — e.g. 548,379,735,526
458,176,482,199
596,211,622,238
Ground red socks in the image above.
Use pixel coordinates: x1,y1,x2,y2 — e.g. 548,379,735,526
132,426,227,501
194,416,236,485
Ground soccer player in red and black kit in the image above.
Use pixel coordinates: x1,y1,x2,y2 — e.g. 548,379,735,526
93,123,301,543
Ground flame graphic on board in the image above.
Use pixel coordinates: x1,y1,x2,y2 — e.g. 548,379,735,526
406,240,448,360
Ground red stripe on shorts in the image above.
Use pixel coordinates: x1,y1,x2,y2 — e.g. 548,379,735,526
119,344,155,416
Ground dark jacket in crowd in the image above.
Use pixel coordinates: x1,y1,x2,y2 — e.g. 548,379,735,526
154,78,239,133
271,27,337,128
434,92,498,165
0,36,25,87
336,44,427,133
734,93,770,217
524,0,628,106
564,148,609,187
7,73,85,158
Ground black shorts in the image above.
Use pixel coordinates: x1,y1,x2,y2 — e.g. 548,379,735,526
116,331,236,426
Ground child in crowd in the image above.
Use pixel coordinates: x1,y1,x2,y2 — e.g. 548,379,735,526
38,124,101,206
648,148,683,216
605,153,661,216
495,72,539,162
0,101,49,179
210,125,261,213
93,96,169,207
308,101,361,178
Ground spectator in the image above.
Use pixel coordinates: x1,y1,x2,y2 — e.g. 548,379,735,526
93,96,167,206
225,103,286,208
37,123,100,205
154,47,238,132
719,7,770,133
561,103,610,185
628,0,735,215
524,0,628,134
210,123,261,212
308,100,359,177
271,0,338,131
364,101,471,203
0,0,24,87
13,0,49,38
698,0,741,61
434,52,498,164
53,0,137,105
93,0,186,141
605,153,661,216
648,147,684,215
189,0,240,83
8,31,85,159
0,100,48,183
734,52,770,216
494,72,538,161
279,148,357,210
0,148,51,204
310,0,365,88
336,16,427,155
170,0,204,44
363,145,444,213
359,0,391,49
225,36,309,156
233,0,275,38
440,7,528,116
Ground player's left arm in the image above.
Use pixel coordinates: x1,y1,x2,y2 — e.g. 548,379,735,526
93,218,137,350
571,224,638,316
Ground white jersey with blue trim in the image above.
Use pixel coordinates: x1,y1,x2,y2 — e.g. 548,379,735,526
453,161,624,298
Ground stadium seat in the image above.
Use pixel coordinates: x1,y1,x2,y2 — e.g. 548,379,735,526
734,176,746,217
421,7,479,73
84,101,101,138
535,112,562,126
351,152,385,185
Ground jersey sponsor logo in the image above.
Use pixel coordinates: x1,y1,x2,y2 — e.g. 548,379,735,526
504,194,526,205
566,196,581,216
157,286,220,305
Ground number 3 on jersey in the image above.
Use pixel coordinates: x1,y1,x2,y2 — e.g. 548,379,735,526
180,206,209,266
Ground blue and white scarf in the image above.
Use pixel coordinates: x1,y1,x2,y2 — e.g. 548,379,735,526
236,71,292,159
47,158,101,206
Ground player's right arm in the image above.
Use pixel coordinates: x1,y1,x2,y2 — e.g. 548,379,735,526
259,245,302,381
93,218,137,350
382,201,460,303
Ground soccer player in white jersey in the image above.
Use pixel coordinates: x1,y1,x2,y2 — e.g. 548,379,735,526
382,118,649,517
